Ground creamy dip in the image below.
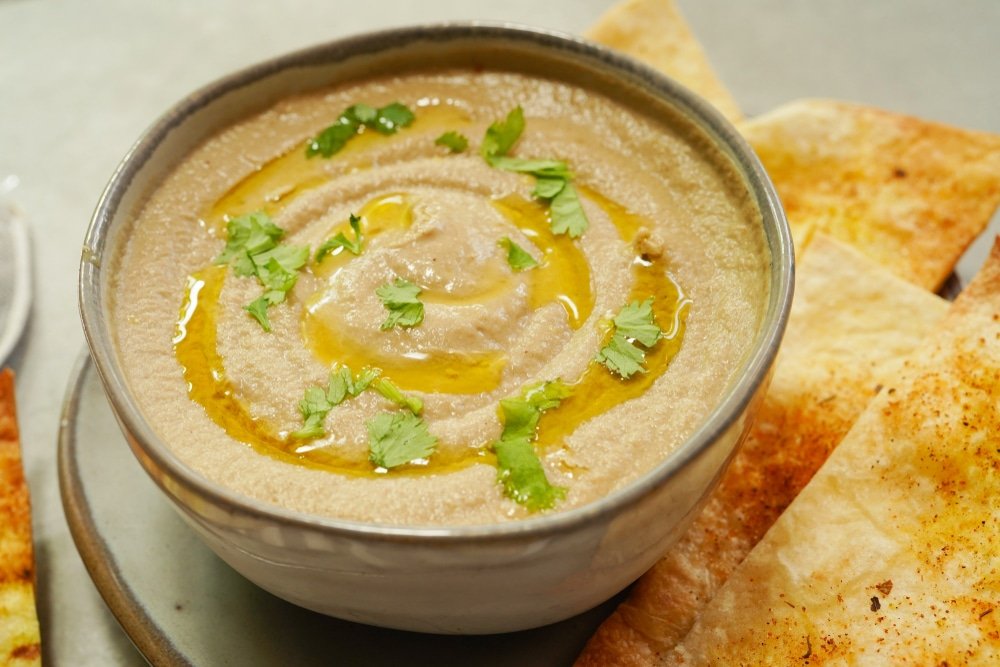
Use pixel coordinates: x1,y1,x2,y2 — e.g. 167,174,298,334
111,69,769,525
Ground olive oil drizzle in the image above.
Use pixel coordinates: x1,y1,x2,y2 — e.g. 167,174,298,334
534,266,689,454
174,266,493,476
492,195,594,329
303,193,510,394
204,103,471,228
174,111,691,478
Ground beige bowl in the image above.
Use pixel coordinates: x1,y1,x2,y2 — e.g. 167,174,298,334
79,23,793,634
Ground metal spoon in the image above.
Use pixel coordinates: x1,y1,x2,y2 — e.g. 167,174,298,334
0,198,31,365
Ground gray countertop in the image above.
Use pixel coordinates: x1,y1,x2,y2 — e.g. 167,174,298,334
2,1,998,664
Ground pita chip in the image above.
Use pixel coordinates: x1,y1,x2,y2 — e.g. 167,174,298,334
585,0,742,124
741,99,1000,291
575,236,949,666
669,238,1000,665
0,369,40,666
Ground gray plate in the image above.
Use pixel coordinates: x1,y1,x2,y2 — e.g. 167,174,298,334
58,353,622,666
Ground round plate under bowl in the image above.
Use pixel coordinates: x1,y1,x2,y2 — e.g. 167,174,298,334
57,352,622,666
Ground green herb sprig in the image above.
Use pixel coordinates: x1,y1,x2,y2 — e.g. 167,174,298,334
481,107,589,238
316,213,363,263
307,102,415,158
435,131,468,153
214,211,309,332
376,278,424,330
291,365,380,440
596,298,664,379
367,411,437,469
499,237,538,271
492,380,571,511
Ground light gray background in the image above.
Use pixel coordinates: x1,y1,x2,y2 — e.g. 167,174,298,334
2,1,999,664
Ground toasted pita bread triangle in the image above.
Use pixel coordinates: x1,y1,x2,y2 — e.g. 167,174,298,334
575,236,949,665
669,238,1000,665
585,0,742,124
0,369,41,665
741,99,1000,290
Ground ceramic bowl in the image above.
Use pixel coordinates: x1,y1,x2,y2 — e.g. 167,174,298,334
79,23,792,634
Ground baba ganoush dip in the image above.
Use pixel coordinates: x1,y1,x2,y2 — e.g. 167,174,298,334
110,69,769,525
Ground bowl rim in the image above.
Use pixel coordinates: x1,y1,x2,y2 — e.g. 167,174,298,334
79,20,794,543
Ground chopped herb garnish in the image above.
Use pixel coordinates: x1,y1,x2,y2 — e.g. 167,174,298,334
498,397,542,441
374,378,423,415
367,411,437,469
487,157,572,179
346,103,377,125
481,107,590,238
374,102,416,135
596,298,663,379
500,237,538,271
307,101,415,158
435,131,468,153
291,365,382,440
316,213,363,262
547,182,589,238
595,331,647,379
492,380,570,511
292,385,335,440
613,297,663,347
481,106,524,159
532,176,567,199
523,379,573,411
216,211,283,275
349,366,381,395
376,278,424,330
215,211,308,332
494,437,566,511
245,297,273,331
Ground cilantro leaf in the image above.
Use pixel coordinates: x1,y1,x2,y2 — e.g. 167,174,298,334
215,210,311,331
523,379,572,411
499,397,542,441
435,131,468,153
316,213,363,262
481,106,524,158
532,176,567,199
491,380,571,511
367,411,437,469
596,299,664,378
374,378,423,414
215,211,283,271
307,102,415,157
500,237,538,271
307,117,359,158
374,102,416,135
549,182,589,238
254,244,309,274
291,365,383,440
498,380,571,442
326,369,350,406
613,298,662,347
487,157,572,179
256,258,298,297
245,297,272,332
350,366,381,395
494,437,566,512
292,413,326,441
479,107,590,238
300,386,333,416
345,103,377,125
596,331,647,379
291,385,334,440
376,278,424,330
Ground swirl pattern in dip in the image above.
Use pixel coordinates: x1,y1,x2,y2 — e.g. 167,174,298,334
111,70,769,525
